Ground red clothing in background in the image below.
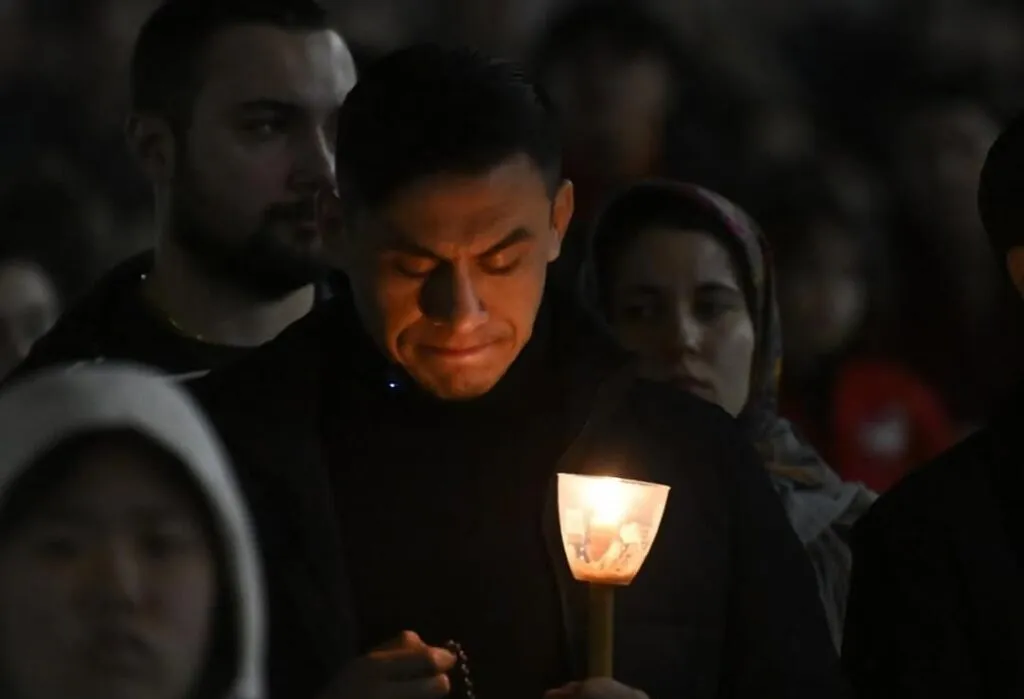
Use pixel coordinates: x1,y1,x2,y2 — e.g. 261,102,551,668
784,359,956,492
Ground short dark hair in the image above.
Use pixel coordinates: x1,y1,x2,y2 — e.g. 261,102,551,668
335,44,562,214
979,113,1024,259
130,0,330,127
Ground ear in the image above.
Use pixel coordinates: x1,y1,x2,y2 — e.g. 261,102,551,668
1006,247,1024,298
548,179,575,263
318,191,349,270
125,113,176,183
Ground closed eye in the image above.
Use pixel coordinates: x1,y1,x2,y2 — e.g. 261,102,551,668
393,255,438,279
477,228,533,275
479,254,523,275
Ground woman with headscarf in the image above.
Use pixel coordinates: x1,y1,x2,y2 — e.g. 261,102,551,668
583,180,875,649
0,363,264,699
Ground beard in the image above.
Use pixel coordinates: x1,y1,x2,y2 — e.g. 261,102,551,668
168,176,328,302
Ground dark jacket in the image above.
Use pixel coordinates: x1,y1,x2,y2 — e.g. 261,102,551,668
14,252,243,379
843,388,1024,698
190,291,849,699
13,252,337,380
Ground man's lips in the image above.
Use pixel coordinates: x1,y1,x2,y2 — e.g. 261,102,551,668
423,344,491,356
420,340,499,361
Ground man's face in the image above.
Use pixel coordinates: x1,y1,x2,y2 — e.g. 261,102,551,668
162,25,356,299
339,156,574,400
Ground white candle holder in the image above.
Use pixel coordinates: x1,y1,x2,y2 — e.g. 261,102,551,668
556,473,671,677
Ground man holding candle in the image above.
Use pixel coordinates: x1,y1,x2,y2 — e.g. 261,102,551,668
191,45,850,699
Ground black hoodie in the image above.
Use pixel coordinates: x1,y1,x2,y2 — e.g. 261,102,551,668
190,286,851,699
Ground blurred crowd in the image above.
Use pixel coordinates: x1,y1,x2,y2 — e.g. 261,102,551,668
3,2,1024,699
2,0,1024,491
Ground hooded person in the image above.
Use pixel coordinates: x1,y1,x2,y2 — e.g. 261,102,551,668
583,179,876,649
0,364,264,699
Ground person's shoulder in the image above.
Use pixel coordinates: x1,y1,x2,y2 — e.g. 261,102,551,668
604,375,757,491
854,426,994,537
12,253,155,378
622,376,739,436
189,299,343,410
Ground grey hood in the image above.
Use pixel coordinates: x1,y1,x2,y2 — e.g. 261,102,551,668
0,363,265,699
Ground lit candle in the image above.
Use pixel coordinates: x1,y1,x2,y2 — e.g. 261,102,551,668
557,474,671,677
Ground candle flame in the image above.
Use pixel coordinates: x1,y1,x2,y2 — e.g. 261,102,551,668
586,477,628,527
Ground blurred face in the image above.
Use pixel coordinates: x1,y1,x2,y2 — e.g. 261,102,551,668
776,222,866,362
895,101,999,247
339,156,573,400
544,42,670,186
0,261,60,380
0,437,217,699
151,24,356,299
744,102,815,168
608,229,755,417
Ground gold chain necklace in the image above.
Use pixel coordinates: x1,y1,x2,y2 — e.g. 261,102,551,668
141,273,205,342
163,312,205,342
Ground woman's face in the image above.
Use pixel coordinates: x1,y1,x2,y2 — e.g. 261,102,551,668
609,228,756,416
0,436,218,699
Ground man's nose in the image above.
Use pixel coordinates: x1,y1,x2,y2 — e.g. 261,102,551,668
290,125,336,192
422,263,489,334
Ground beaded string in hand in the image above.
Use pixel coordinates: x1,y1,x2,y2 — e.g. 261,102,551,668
444,640,476,699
